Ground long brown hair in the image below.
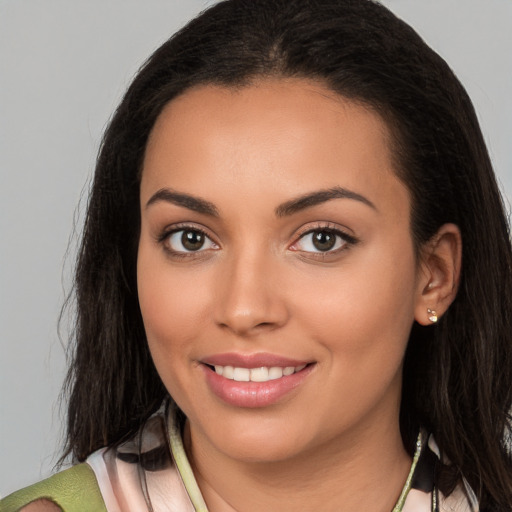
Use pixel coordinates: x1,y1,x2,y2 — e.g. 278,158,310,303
62,1,512,509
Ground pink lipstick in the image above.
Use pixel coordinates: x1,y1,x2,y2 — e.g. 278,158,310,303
200,353,314,408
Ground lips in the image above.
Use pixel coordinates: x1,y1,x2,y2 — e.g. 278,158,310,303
200,353,314,408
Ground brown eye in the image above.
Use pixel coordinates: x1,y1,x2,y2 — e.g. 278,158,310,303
312,231,336,251
293,228,353,254
182,230,205,251
166,229,217,253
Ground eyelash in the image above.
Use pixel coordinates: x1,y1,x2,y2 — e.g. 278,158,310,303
291,223,359,257
157,224,218,259
157,222,359,260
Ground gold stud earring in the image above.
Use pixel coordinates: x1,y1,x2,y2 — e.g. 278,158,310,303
427,308,438,323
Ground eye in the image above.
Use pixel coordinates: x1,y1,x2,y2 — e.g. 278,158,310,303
292,228,356,254
165,228,217,253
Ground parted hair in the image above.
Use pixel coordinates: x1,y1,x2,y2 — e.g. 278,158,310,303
62,1,512,509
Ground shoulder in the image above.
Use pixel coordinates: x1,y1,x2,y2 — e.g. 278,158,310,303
2,402,200,512
15,499,63,511
0,464,107,512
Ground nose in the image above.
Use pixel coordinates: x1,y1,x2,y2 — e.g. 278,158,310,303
214,248,289,337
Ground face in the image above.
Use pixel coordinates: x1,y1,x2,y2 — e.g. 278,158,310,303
137,79,423,464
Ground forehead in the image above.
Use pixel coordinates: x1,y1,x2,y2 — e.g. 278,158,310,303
141,78,409,220
145,78,393,164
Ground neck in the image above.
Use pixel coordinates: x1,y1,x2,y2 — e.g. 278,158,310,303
185,418,412,512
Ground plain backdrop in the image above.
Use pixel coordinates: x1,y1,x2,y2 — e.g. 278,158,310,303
1,0,511,497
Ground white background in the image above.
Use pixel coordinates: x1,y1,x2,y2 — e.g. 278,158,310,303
1,0,511,497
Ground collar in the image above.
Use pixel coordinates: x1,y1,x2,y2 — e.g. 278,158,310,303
163,403,463,512
98,400,477,512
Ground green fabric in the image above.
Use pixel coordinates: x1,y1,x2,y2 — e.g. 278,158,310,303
0,463,107,512
391,431,423,512
167,407,208,511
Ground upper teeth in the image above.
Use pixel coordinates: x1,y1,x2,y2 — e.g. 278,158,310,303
213,365,306,382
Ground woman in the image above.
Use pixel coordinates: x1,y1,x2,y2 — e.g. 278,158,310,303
3,0,512,510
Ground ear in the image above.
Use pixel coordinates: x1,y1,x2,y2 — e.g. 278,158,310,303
414,223,462,326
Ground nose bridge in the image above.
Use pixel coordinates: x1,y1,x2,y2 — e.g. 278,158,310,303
215,242,288,335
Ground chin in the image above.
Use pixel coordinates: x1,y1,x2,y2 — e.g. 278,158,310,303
192,411,317,464
219,435,309,464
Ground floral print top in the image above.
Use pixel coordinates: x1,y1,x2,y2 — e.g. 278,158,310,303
2,400,479,512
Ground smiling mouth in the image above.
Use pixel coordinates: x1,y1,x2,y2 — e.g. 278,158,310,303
205,364,308,383
202,360,315,407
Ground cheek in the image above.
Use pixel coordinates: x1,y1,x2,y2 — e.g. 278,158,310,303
137,244,209,376
294,242,418,372
138,266,207,408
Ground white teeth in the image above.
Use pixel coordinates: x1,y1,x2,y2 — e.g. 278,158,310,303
250,367,269,382
212,364,307,382
222,365,234,379
268,367,283,380
233,367,250,382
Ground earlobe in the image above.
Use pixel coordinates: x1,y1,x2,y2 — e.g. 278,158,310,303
415,223,462,326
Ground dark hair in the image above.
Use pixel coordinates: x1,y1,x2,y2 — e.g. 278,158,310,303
63,0,512,509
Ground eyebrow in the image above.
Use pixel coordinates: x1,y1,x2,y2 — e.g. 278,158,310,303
275,187,376,217
145,185,375,218
146,188,219,217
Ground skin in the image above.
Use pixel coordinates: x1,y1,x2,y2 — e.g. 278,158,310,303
21,500,62,511
137,78,461,511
